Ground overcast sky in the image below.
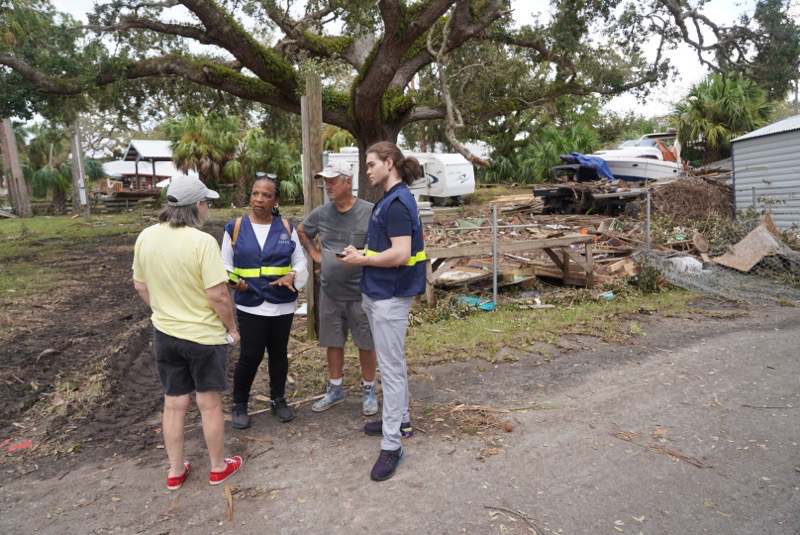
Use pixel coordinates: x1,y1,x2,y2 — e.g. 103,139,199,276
49,0,777,118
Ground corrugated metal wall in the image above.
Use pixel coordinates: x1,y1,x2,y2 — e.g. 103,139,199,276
732,130,800,231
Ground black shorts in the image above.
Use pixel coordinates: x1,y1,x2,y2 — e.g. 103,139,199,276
153,328,228,396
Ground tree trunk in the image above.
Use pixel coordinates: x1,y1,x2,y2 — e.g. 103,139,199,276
355,121,403,203
70,120,86,216
1,118,32,217
0,125,18,211
355,137,384,203
52,191,67,215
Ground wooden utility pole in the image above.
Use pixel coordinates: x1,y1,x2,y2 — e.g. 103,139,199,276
1,119,32,218
0,121,18,211
301,75,324,341
70,120,90,221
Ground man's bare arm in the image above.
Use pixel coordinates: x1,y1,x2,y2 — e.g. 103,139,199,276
296,223,322,264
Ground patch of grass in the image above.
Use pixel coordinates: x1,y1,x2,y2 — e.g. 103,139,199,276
406,289,696,366
0,263,61,297
0,212,149,261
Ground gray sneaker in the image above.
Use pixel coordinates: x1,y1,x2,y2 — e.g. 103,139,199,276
312,382,346,412
231,403,251,429
362,384,379,416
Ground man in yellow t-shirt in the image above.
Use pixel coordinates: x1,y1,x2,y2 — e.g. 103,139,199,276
132,175,243,491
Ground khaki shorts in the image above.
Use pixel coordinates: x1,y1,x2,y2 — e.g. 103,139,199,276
318,288,375,350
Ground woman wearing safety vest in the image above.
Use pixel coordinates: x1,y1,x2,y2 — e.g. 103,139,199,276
340,141,426,482
221,175,307,430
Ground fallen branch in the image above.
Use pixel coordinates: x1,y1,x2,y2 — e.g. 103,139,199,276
248,393,326,416
484,505,545,535
224,483,233,522
451,403,559,413
612,431,709,468
741,404,797,409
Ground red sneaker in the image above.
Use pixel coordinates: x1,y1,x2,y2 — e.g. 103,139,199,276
209,456,243,485
167,460,190,491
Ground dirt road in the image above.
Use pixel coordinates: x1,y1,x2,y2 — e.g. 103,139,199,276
2,295,798,534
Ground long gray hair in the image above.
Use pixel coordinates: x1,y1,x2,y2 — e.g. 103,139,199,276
158,204,203,228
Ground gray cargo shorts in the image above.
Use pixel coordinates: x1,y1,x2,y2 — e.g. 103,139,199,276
318,287,375,350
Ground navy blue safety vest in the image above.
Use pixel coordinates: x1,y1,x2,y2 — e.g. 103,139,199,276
360,183,426,300
224,216,298,306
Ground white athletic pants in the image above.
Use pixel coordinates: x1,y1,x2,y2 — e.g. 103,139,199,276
361,293,412,451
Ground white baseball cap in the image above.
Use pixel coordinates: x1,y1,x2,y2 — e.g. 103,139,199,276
315,161,353,179
166,175,220,206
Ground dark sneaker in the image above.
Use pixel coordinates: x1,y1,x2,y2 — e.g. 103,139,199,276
271,397,294,422
363,420,413,438
370,448,404,481
231,403,251,429
312,383,346,412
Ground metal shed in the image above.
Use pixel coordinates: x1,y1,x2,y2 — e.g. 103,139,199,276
731,115,800,230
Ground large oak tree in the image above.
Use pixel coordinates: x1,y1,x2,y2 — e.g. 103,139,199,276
2,0,797,199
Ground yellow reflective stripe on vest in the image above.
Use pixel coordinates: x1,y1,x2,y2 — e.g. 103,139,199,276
232,267,261,278
364,248,426,266
407,250,426,266
261,266,291,276
232,266,291,278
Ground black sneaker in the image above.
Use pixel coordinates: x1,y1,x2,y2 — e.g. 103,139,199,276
231,403,251,429
370,447,404,481
363,420,413,438
271,397,294,422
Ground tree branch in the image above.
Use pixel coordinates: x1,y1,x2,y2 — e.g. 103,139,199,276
79,17,217,46
426,9,488,168
178,0,300,97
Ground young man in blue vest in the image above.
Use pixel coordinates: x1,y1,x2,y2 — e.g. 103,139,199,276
340,142,426,481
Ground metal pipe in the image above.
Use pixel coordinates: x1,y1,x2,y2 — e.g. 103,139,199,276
646,189,651,259
436,223,579,232
492,203,498,306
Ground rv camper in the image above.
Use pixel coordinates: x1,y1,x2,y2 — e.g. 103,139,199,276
324,148,475,204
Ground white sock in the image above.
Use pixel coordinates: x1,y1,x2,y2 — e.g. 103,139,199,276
330,377,343,386
362,380,374,387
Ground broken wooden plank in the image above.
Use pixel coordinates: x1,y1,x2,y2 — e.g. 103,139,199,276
426,234,594,259
713,224,785,272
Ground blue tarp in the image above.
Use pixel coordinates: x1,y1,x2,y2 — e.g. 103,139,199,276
560,152,615,180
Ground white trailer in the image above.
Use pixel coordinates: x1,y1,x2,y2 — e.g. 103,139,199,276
324,148,475,203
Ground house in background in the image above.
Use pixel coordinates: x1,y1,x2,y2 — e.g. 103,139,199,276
99,140,197,193
731,115,800,231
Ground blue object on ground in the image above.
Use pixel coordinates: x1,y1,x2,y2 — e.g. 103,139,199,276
456,296,495,311
560,152,615,180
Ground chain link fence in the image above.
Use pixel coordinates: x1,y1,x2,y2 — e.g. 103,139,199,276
637,180,800,304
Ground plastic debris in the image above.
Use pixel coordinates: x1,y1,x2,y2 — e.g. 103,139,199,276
456,296,495,311
8,440,32,453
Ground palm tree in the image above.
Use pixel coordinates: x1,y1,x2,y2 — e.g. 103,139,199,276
165,114,303,207
322,126,355,152
225,128,302,206
162,115,240,189
32,164,70,214
673,73,774,164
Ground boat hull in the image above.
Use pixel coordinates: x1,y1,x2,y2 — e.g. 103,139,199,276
603,158,682,181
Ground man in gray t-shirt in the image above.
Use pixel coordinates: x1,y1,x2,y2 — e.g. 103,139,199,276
297,161,378,416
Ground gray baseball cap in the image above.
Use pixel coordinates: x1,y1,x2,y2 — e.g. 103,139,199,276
166,175,220,206
315,161,353,179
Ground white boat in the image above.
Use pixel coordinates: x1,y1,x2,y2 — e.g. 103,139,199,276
592,132,686,182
